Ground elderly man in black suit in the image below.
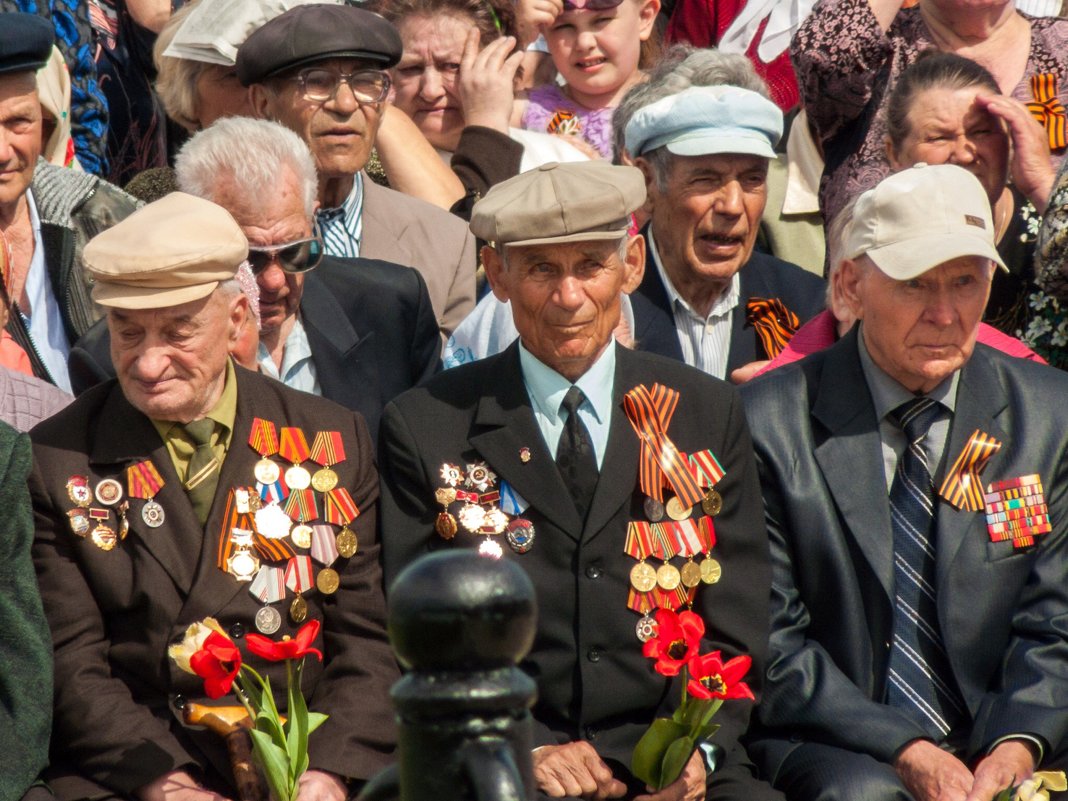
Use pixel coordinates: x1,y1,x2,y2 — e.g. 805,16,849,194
622,84,824,384
741,163,1068,801
379,161,782,801
68,117,440,444
31,193,397,801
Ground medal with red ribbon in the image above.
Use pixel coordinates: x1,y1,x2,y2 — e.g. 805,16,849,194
278,427,312,490
217,487,294,575
938,429,1002,511
249,418,282,486
324,487,360,525
284,488,319,523
310,524,339,566
624,384,704,507
127,460,167,529
309,431,345,492
284,554,314,623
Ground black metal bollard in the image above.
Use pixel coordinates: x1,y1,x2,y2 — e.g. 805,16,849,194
358,551,538,801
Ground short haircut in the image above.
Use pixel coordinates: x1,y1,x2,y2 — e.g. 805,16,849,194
175,117,318,217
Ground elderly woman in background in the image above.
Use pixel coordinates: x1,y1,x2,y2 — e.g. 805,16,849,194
792,0,1068,225
884,52,1055,342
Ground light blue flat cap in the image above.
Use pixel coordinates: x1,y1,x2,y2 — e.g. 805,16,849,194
625,85,783,159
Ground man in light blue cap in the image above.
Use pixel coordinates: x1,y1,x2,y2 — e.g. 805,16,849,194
623,83,825,384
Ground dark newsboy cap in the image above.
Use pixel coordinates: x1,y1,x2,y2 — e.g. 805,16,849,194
236,3,401,86
0,13,53,76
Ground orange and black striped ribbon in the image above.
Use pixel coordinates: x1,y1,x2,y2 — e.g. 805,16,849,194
624,383,704,506
248,418,279,457
746,297,801,360
938,429,1002,511
278,426,311,465
324,487,360,525
284,488,319,522
624,521,654,559
310,431,346,467
127,459,165,499
626,585,695,615
215,488,294,571
547,109,579,136
1027,74,1067,150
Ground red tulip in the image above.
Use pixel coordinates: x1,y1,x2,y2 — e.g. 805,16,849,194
642,608,705,676
246,619,324,662
190,631,243,699
686,651,754,700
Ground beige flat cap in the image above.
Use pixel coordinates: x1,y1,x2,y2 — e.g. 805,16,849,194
84,192,249,309
470,161,646,248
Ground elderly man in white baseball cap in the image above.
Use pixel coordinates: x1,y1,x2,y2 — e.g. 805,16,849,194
741,162,1068,801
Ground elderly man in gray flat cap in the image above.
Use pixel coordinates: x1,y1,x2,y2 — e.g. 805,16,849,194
379,161,782,801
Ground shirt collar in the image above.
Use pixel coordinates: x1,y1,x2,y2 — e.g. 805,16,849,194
857,325,959,421
518,340,616,425
647,227,740,322
317,172,363,225
151,358,239,439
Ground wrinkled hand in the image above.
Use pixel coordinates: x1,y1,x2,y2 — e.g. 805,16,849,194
460,29,524,134
730,360,771,384
296,770,348,801
895,739,974,801
515,0,565,45
137,771,232,801
633,750,707,801
964,741,1036,801
976,93,1055,212
533,742,627,799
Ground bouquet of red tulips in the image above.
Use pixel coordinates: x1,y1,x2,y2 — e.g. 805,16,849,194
169,617,326,801
631,608,754,790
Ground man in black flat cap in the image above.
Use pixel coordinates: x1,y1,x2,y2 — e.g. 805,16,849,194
0,11,138,392
236,3,476,340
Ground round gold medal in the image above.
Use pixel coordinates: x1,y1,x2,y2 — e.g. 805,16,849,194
285,465,311,490
630,561,657,593
665,496,691,521
316,567,340,595
290,594,308,623
700,557,722,584
290,524,313,549
254,458,280,485
311,468,338,493
435,511,458,540
335,528,358,558
657,563,682,591
680,560,702,588
701,489,723,517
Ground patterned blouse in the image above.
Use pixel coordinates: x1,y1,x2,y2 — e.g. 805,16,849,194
791,0,1068,224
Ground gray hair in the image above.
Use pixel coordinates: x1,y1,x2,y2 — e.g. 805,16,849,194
500,235,630,270
175,117,318,216
153,0,209,132
612,44,769,164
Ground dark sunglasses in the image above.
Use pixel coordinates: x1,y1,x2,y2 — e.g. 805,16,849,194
562,0,624,10
247,228,325,275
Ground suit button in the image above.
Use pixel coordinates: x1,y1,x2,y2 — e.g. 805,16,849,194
172,694,185,710
585,727,598,741
587,648,601,662
229,623,246,639
585,565,602,579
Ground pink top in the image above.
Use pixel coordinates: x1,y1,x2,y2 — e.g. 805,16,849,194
520,84,615,160
757,310,1047,377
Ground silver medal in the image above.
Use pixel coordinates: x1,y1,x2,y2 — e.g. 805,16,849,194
255,606,282,634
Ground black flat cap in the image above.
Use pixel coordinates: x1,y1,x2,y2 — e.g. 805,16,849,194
0,13,53,76
236,3,401,86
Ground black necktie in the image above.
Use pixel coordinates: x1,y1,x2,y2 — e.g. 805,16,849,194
556,386,599,522
885,397,967,739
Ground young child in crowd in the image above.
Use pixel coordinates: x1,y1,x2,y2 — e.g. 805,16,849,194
512,0,659,159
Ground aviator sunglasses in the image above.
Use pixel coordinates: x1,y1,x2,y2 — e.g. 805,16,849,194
247,225,326,275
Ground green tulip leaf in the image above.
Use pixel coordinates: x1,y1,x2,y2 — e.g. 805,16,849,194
658,736,696,790
632,718,689,787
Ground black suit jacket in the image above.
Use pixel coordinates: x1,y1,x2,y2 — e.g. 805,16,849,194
739,329,1068,780
30,367,398,797
631,233,826,374
379,343,780,800
66,256,440,443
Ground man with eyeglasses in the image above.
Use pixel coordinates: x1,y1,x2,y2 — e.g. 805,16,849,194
236,2,477,340
66,117,440,443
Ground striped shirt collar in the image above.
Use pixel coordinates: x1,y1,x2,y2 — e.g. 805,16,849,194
317,172,364,259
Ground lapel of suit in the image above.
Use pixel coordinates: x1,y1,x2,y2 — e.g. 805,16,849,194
583,345,641,541
632,230,685,361
812,329,896,600
359,178,415,265
727,261,760,372
90,384,203,595
933,348,1009,594
468,345,584,539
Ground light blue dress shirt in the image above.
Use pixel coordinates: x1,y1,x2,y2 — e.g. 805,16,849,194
23,192,72,393
257,316,321,396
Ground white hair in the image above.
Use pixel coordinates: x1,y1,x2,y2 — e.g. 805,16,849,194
175,117,318,216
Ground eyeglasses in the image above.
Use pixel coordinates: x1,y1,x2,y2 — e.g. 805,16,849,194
247,228,325,275
562,0,624,10
293,67,391,104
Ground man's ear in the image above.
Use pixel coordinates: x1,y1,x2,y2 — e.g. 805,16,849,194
482,245,511,303
634,157,656,216
248,83,274,120
838,258,866,322
621,234,646,295
228,292,250,345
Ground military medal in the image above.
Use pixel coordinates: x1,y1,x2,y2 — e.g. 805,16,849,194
665,496,691,521
310,524,340,566
482,507,508,535
478,538,503,559
227,528,260,581
67,509,90,537
635,614,658,643
127,460,167,529
255,460,281,485
630,561,657,593
291,524,313,549
506,518,535,553
255,503,292,540
249,418,283,486
290,594,308,623
644,497,665,522
458,502,486,533
700,558,722,584
284,489,318,535
250,565,286,633
66,475,92,508
95,478,123,506
657,563,682,591
434,486,458,540
285,556,313,622
701,489,722,517
324,487,360,556
316,568,340,595
309,431,345,493
255,606,282,635
440,463,464,487
519,447,531,463
680,560,702,588
466,462,497,492
279,427,313,492
117,501,130,540
335,527,358,558
91,524,117,551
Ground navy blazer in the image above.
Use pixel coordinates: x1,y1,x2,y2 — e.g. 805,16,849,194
66,256,441,445
740,328,1068,778
631,232,826,374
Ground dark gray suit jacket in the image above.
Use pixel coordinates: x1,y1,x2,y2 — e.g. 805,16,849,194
739,328,1068,780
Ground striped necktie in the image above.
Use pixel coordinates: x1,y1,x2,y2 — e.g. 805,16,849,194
182,418,220,525
885,397,967,739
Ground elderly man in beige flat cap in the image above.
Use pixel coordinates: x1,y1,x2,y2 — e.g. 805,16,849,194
29,192,397,801
379,161,781,801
